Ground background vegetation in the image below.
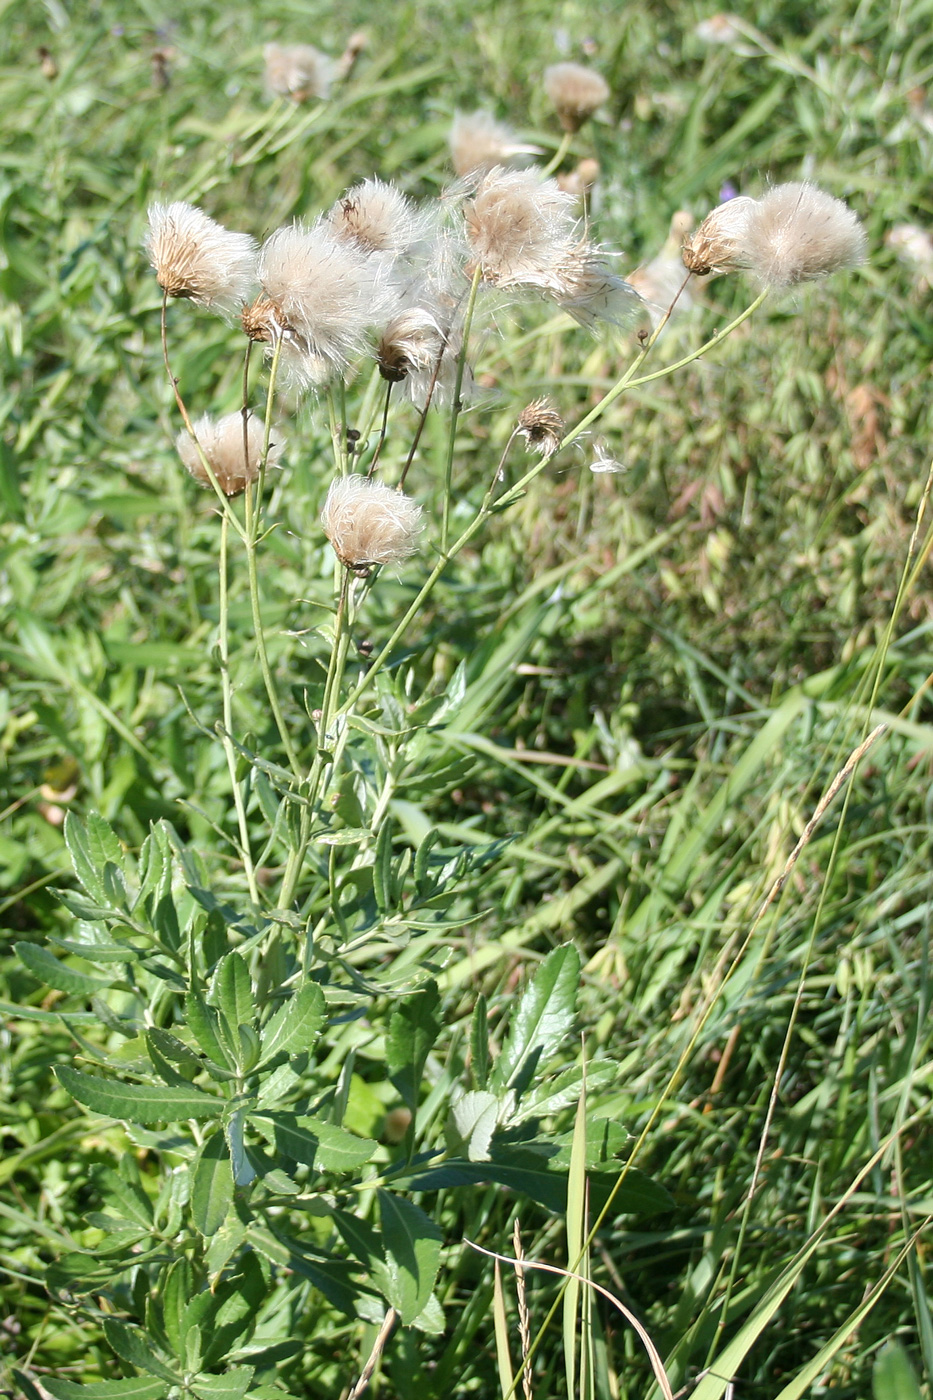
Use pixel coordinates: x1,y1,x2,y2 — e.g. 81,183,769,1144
1,0,931,1397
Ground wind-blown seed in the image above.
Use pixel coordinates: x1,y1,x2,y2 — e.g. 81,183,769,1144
264,42,334,101
449,110,541,177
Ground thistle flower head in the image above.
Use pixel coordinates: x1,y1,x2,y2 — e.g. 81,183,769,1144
739,181,867,287
264,42,334,101
682,196,757,276
449,110,541,178
256,221,397,386
327,178,430,256
517,398,564,458
464,167,578,289
321,475,422,572
176,412,282,496
543,62,610,132
146,202,258,315
376,308,445,384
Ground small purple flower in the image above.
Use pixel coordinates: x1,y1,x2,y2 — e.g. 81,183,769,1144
720,180,739,202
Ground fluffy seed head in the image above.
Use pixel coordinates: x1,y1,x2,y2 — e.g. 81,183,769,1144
550,245,645,328
257,221,396,385
682,196,757,276
146,202,258,314
886,223,933,286
739,182,867,287
176,412,282,496
464,167,579,289
543,62,610,132
376,308,445,384
321,476,423,571
327,179,429,256
449,110,541,177
517,398,564,458
264,43,334,101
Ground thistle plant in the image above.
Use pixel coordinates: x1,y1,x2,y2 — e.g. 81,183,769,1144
16,82,875,1400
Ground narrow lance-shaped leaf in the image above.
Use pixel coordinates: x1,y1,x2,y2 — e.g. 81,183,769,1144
56,1066,222,1124
387,980,441,1113
258,982,326,1065
376,1191,443,1325
191,1131,234,1237
490,944,580,1097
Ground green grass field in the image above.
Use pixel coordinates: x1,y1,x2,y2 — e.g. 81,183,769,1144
1,1,931,1397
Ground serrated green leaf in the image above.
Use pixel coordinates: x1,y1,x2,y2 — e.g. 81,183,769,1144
94,1164,153,1228
387,980,441,1113
16,941,111,995
64,812,110,905
146,1027,201,1080
190,1366,254,1398
375,1191,442,1324
186,991,233,1069
46,1380,168,1400
404,1154,671,1216
211,952,254,1032
161,1258,192,1362
490,944,580,1097
191,1131,234,1237
56,1066,222,1123
102,1319,180,1383
252,1113,376,1172
258,982,326,1065
447,1090,498,1161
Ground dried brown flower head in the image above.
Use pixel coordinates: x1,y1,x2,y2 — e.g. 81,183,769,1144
176,412,282,496
146,202,258,315
517,398,564,457
682,196,756,276
449,111,541,178
263,42,334,101
543,62,610,132
321,476,422,572
740,182,867,287
376,308,445,383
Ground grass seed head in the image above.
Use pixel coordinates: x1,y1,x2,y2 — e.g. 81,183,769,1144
517,397,564,457
321,475,423,571
263,42,334,101
176,412,282,496
740,181,867,287
543,62,610,132
146,201,258,315
449,110,540,177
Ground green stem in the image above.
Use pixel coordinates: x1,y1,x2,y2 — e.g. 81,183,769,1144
561,288,770,452
218,513,260,905
242,339,301,778
441,264,483,552
540,128,574,177
160,292,246,540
